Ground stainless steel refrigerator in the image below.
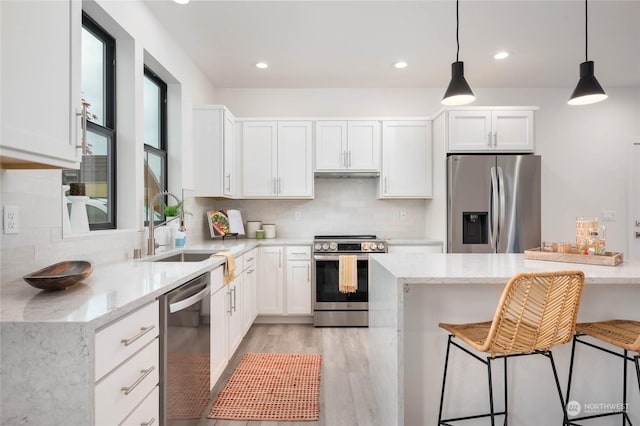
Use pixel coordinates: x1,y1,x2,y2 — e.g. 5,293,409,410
447,154,541,253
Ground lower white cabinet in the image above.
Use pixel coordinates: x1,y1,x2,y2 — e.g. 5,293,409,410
120,383,159,426
286,247,312,315
94,301,159,426
242,249,258,333
227,274,244,356
209,267,229,390
257,246,285,314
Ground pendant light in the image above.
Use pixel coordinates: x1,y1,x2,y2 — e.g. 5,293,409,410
568,0,607,105
442,0,475,106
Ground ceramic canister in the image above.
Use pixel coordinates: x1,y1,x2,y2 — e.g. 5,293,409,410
246,221,262,239
263,224,276,239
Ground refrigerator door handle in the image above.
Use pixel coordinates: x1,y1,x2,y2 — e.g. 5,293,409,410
497,166,506,248
490,166,499,250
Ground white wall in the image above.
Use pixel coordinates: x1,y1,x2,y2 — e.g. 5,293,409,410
0,1,217,284
214,87,640,255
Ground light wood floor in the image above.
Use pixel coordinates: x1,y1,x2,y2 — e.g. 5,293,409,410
198,324,381,426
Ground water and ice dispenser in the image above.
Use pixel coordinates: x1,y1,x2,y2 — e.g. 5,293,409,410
462,212,488,245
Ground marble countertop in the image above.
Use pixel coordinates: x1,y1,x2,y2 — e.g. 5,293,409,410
383,238,443,246
369,253,640,284
0,238,311,327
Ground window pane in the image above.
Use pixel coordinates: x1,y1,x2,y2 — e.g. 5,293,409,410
80,131,112,226
81,27,105,126
144,76,161,149
144,150,166,223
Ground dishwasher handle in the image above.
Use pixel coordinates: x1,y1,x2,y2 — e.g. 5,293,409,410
169,281,209,313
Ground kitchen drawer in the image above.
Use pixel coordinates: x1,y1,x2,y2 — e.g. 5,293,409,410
286,246,311,261
243,249,257,271
234,254,244,276
210,266,225,293
95,340,159,425
95,301,159,381
119,385,159,426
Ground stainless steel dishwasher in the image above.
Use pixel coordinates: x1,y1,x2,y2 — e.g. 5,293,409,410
160,273,211,425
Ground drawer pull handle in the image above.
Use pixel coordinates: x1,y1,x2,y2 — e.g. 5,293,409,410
121,366,155,395
291,252,307,255
121,325,155,346
140,418,155,426
247,257,254,262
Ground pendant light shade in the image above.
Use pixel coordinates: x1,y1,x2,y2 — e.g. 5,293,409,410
568,0,607,105
442,61,475,106
442,0,475,106
568,61,608,105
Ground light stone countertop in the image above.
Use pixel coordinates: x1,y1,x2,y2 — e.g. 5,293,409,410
0,238,311,327
383,238,443,246
369,252,640,284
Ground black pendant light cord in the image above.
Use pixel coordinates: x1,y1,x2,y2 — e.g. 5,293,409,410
456,0,460,62
584,0,588,61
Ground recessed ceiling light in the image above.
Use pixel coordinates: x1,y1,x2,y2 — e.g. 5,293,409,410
173,0,189,4
494,51,510,60
393,61,408,69
255,62,269,69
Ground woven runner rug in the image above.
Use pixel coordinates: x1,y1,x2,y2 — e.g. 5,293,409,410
208,352,322,421
167,353,211,419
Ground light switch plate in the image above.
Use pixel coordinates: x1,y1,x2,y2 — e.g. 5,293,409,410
3,205,19,234
601,210,616,221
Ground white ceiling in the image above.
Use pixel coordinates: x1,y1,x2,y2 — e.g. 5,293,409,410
142,0,640,89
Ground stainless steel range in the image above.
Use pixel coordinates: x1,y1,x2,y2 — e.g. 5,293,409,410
312,235,386,327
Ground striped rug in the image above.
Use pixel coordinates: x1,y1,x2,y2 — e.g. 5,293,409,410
208,352,322,421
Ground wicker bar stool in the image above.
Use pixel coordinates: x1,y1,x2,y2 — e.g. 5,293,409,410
566,319,640,425
437,270,585,426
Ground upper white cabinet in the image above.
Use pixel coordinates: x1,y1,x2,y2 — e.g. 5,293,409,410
242,121,313,198
0,0,82,169
380,121,433,198
193,106,237,197
447,110,535,152
315,121,381,173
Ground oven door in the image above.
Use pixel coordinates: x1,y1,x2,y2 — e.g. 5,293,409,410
313,254,369,310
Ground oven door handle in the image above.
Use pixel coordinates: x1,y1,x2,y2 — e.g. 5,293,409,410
169,282,209,313
313,254,370,261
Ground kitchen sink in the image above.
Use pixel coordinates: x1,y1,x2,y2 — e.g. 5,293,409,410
150,252,214,262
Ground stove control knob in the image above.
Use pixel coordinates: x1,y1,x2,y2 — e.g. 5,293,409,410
329,242,338,251
322,243,329,251
377,243,385,251
314,243,322,251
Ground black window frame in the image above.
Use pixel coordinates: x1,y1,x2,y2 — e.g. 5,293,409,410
80,12,117,230
143,66,168,227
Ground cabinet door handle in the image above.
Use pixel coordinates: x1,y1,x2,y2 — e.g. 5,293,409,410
140,418,156,426
232,287,237,312
342,150,346,168
121,366,155,395
290,252,307,255
487,132,492,146
278,177,281,194
278,251,282,268
348,150,352,167
247,257,254,262
225,174,231,192
227,290,232,314
121,325,155,347
273,178,277,194
247,269,254,274
493,131,498,146
307,265,310,282
384,177,388,194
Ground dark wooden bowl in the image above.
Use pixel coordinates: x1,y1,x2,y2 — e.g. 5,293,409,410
23,261,94,291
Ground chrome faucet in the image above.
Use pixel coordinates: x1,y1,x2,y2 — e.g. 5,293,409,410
147,190,186,255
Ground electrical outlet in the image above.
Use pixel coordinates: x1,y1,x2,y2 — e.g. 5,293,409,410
399,210,407,221
3,205,19,234
602,210,616,221
294,211,301,221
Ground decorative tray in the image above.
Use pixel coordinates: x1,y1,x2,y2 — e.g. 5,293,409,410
23,260,94,291
524,248,623,266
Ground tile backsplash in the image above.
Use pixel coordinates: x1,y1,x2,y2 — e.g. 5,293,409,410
191,178,427,241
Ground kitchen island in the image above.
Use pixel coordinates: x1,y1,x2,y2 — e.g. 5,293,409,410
369,253,640,426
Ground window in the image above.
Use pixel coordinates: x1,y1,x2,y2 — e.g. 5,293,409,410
64,13,116,230
143,67,168,226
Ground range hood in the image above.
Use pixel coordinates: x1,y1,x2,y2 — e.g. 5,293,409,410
314,170,380,179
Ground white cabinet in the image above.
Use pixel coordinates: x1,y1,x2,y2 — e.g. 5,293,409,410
241,249,258,333
257,246,285,314
209,267,229,390
0,0,82,169
242,121,313,198
193,106,237,197
380,121,433,198
94,301,159,426
315,121,381,172
285,247,312,315
227,275,243,356
447,110,534,152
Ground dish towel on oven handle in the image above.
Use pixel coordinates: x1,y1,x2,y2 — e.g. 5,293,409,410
212,251,235,284
338,255,358,294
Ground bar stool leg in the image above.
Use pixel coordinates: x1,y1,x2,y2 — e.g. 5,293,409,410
487,357,496,426
623,349,629,426
566,334,579,408
545,351,570,426
438,335,453,425
635,355,640,394
503,356,508,426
